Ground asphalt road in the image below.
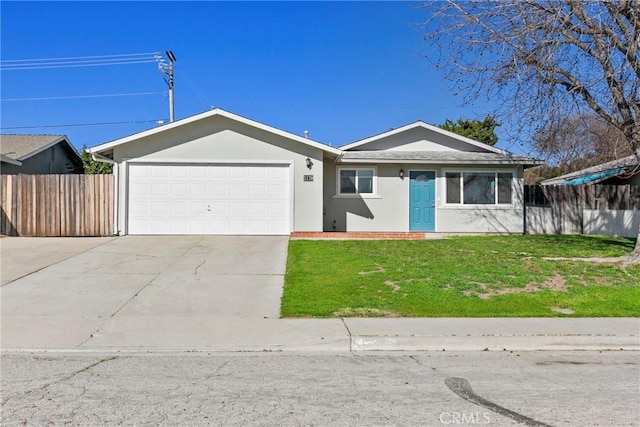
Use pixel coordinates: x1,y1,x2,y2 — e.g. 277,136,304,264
1,351,637,426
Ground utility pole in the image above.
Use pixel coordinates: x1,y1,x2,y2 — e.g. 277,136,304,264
159,51,176,122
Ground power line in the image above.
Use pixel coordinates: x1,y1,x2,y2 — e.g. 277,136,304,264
0,52,161,71
0,119,167,130
1,52,160,63
1,60,158,71
1,91,164,102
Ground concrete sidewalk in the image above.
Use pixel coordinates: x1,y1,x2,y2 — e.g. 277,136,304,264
2,317,638,353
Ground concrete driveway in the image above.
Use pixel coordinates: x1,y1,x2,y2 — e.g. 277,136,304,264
1,236,297,350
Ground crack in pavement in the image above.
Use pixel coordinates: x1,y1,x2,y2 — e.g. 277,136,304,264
194,258,206,274
444,377,552,427
40,356,118,390
340,318,354,354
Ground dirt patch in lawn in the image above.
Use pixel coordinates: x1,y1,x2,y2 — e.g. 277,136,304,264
384,280,401,292
542,256,624,264
464,274,568,299
359,266,385,275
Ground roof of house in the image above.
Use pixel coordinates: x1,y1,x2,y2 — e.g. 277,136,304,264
541,155,639,185
0,154,22,166
89,108,342,156
340,121,508,155
0,134,80,163
338,150,542,165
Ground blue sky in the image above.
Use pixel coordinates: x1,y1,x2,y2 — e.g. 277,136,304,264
1,1,505,152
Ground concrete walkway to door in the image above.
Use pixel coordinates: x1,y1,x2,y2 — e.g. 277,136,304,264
1,236,290,350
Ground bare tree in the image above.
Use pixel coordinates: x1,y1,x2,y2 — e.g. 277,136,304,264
424,0,640,260
525,114,632,184
535,114,631,171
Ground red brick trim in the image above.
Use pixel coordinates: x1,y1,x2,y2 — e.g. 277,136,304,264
290,232,427,240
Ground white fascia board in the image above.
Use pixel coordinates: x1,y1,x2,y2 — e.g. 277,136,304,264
89,108,342,156
337,158,533,165
340,121,506,155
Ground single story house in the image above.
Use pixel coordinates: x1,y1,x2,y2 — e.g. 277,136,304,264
0,134,84,174
541,154,640,186
89,108,541,236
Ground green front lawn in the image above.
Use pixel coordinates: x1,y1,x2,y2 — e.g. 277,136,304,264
281,235,640,317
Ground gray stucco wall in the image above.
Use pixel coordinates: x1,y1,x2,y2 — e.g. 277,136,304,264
1,145,80,174
112,115,326,234
323,162,525,233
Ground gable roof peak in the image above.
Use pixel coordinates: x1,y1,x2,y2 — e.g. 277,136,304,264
340,120,506,155
89,107,341,155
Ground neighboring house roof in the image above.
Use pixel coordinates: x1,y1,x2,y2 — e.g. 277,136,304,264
89,108,342,156
0,134,81,163
541,155,640,185
338,150,540,165
340,120,508,155
0,154,22,166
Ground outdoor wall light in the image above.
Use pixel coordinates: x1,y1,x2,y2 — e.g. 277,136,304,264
306,157,314,169
399,168,404,179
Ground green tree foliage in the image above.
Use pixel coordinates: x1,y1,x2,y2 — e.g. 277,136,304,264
439,116,500,146
80,147,113,174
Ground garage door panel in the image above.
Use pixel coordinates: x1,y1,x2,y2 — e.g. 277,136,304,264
169,202,188,215
230,168,247,179
208,183,227,197
267,183,286,197
151,167,169,179
150,201,169,215
248,201,266,216
129,182,150,197
228,201,246,216
128,164,290,235
229,184,247,197
268,201,287,215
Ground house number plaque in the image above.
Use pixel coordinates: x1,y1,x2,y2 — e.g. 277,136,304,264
303,175,314,182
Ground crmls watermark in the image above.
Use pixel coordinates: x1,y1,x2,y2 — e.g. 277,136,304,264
439,411,491,425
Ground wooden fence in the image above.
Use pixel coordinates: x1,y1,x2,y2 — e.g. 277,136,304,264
524,184,640,235
1,174,114,237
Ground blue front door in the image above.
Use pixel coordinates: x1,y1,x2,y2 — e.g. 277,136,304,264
409,171,435,231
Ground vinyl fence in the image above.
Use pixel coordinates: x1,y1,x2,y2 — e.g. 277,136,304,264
525,184,640,237
1,174,114,237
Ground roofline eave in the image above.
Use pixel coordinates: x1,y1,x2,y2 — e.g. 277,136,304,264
336,158,543,166
89,108,342,156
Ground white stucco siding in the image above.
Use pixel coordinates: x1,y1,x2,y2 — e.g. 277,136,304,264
324,163,526,233
436,207,524,233
323,163,409,232
350,127,486,152
112,116,325,234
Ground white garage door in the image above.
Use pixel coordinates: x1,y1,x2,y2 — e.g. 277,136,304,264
128,164,290,235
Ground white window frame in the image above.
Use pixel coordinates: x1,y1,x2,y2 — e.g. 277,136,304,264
442,168,515,206
335,166,378,198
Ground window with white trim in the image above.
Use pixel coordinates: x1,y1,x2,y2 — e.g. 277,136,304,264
337,167,375,195
445,171,513,205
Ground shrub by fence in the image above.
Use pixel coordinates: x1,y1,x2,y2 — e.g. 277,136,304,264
1,174,114,237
